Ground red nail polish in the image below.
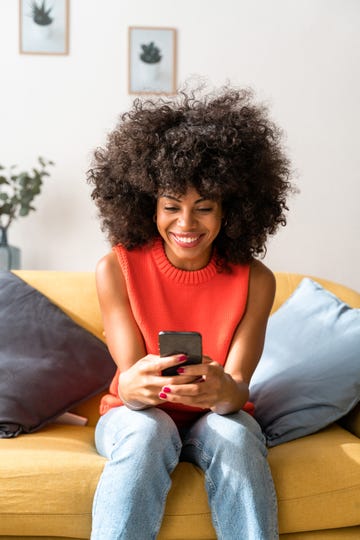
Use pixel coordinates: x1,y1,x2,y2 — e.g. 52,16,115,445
177,367,185,374
178,355,187,362
159,392,168,399
163,387,171,393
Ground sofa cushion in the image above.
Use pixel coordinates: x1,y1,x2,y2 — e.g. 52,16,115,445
250,278,360,447
268,424,360,533
0,423,359,538
0,424,103,537
0,272,116,438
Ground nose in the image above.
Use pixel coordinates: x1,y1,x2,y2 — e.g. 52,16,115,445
178,209,196,228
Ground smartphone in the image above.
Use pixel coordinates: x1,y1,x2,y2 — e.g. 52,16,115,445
159,331,202,376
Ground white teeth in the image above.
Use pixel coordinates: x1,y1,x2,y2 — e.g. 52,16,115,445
174,236,199,244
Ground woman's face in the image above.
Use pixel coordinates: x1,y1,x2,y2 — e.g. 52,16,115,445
156,187,222,270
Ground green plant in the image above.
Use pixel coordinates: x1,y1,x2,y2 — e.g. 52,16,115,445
140,42,162,64
31,0,53,26
0,157,54,230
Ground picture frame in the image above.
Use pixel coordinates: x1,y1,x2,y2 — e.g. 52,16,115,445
19,0,69,56
128,27,177,95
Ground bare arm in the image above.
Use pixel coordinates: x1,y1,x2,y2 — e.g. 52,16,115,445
212,259,276,413
96,251,146,371
96,251,195,409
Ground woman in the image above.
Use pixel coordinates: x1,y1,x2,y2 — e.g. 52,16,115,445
87,86,293,539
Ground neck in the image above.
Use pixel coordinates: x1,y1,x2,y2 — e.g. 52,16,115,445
163,242,213,271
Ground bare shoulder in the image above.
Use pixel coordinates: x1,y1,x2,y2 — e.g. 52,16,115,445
250,259,275,289
96,251,119,279
248,259,276,313
95,251,128,302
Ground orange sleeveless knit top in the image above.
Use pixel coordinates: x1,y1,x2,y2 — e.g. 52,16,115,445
100,237,251,427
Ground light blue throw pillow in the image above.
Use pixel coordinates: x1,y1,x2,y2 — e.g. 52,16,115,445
249,278,360,447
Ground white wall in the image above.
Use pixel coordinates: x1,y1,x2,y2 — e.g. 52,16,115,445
1,0,359,290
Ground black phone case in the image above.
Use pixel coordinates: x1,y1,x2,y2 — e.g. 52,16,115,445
159,331,202,376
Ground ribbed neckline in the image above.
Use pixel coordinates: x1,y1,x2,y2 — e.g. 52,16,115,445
152,237,218,285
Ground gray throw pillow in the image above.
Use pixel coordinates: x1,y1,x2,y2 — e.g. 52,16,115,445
0,271,116,438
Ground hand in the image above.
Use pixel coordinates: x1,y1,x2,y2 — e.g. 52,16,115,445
118,354,197,409
157,356,238,411
158,356,250,414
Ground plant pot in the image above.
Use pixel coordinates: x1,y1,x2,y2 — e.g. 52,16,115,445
139,61,161,87
0,227,21,271
32,21,54,41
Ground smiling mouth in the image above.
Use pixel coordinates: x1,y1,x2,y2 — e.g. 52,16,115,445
171,234,203,247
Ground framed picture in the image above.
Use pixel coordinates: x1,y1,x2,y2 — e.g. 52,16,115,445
128,27,177,95
19,0,69,55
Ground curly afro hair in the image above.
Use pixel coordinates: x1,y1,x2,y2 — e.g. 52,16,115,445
87,86,294,266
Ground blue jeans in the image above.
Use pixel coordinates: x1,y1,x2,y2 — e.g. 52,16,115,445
91,407,278,540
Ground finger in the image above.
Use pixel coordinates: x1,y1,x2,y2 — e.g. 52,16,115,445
176,363,211,378
142,354,187,375
158,384,211,408
160,374,200,386
159,382,206,399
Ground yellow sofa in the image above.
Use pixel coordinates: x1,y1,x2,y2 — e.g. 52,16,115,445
0,270,359,540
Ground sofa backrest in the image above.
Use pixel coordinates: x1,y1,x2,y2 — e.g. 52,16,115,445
14,271,360,332
13,271,105,342
272,272,360,312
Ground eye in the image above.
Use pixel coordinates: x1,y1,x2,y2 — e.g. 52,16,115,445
196,207,213,213
164,206,179,212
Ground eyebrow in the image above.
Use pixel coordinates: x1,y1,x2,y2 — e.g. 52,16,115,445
161,195,210,204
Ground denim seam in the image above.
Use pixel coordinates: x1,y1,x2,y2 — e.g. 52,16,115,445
152,447,182,540
204,468,223,539
90,464,107,538
152,480,172,539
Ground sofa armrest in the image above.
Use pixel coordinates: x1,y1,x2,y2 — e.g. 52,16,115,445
339,402,360,438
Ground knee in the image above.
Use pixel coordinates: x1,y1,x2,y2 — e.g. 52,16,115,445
203,411,267,457
96,406,181,459
125,407,180,445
